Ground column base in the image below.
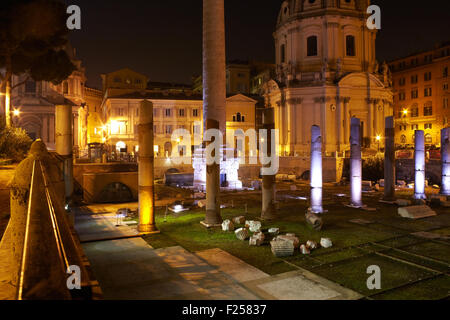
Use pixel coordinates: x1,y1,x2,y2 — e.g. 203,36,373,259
261,207,278,221
138,224,160,235
414,194,427,201
381,196,396,202
200,221,222,228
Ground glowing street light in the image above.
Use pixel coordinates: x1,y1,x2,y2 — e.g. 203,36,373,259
13,109,20,117
376,134,381,152
403,109,408,116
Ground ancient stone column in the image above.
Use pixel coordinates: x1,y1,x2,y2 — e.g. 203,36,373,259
202,0,226,226
310,125,323,213
440,128,450,196
138,100,158,234
55,104,73,205
414,130,426,200
350,118,363,207
383,116,396,201
261,108,277,220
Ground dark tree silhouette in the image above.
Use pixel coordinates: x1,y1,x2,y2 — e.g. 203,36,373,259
0,0,76,127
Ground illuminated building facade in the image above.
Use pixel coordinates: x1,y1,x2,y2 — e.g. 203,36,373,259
6,45,90,153
263,0,393,158
389,42,450,147
100,68,257,157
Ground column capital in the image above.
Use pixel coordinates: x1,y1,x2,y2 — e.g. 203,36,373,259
342,97,351,104
314,96,331,103
366,98,380,105
314,97,325,103
287,97,303,105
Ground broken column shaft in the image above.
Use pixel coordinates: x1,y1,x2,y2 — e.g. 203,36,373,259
310,125,323,213
414,130,426,200
138,100,158,234
383,116,396,201
55,104,73,205
350,118,363,207
261,108,277,220
441,127,450,196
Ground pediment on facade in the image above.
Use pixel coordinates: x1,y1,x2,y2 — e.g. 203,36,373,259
338,72,385,89
226,93,257,103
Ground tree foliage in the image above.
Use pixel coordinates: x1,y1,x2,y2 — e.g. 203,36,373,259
0,0,76,87
0,116,32,162
362,155,384,182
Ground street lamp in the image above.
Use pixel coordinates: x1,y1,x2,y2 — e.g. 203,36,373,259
12,109,20,126
402,109,408,116
376,134,381,152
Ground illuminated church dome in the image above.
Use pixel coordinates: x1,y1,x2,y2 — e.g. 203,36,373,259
275,0,374,80
262,0,393,177
278,0,370,23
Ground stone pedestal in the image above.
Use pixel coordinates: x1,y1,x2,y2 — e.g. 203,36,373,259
138,100,158,234
414,130,426,200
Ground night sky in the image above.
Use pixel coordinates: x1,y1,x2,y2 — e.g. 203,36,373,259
66,0,450,89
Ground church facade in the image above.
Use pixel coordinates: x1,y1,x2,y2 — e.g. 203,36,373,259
263,0,393,162
5,46,100,155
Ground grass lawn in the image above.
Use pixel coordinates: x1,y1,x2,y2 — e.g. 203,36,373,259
139,183,450,299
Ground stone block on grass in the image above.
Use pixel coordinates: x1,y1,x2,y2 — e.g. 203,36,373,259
249,232,265,246
270,239,294,257
233,216,246,225
235,228,249,241
276,235,300,248
245,220,262,233
300,244,310,255
320,238,333,248
222,219,234,232
268,228,280,236
398,205,437,219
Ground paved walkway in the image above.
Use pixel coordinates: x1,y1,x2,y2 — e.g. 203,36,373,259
76,206,361,300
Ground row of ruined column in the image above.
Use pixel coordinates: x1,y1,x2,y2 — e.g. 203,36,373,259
277,97,390,154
